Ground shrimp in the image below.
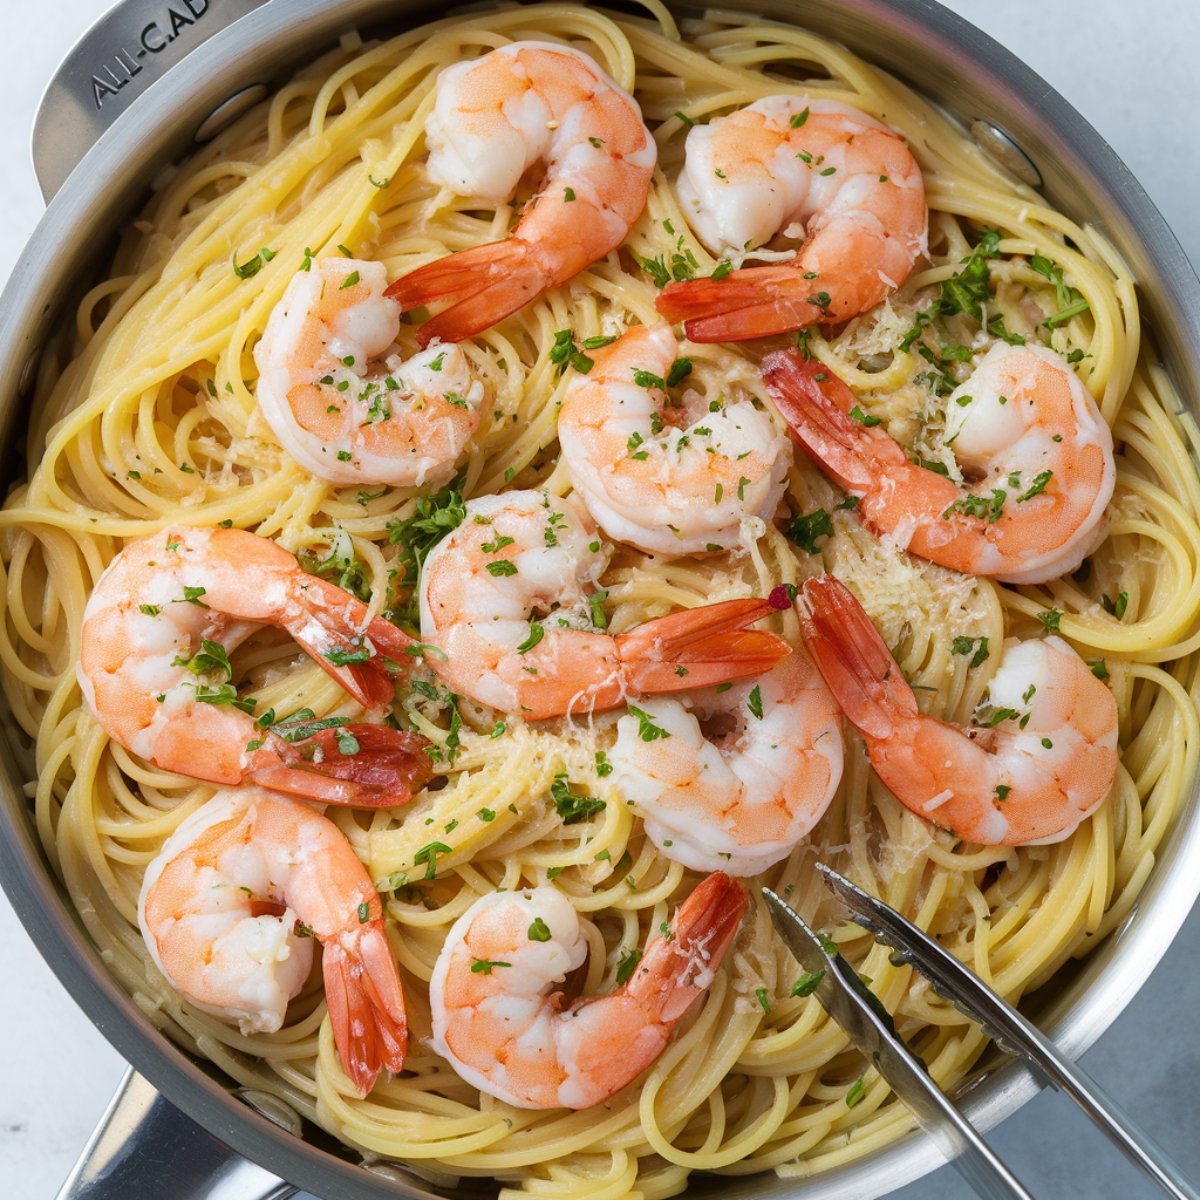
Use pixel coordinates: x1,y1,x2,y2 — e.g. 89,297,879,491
797,575,1118,845
610,651,843,875
428,872,747,1108
78,526,433,805
385,42,657,345
253,258,485,487
416,491,791,718
655,96,926,341
764,342,1116,585
557,324,792,554
138,788,407,1095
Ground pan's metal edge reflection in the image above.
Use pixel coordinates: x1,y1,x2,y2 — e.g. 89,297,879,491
0,1,1198,1198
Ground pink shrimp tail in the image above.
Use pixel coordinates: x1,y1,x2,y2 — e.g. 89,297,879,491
795,576,917,739
386,240,548,346
761,348,902,492
288,577,418,709
251,725,434,807
630,872,748,1022
657,265,831,342
323,926,408,1095
616,596,791,695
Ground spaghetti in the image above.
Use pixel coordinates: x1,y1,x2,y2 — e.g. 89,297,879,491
2,4,1198,1196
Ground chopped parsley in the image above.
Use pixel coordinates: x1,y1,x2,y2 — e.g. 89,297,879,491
942,489,1007,523
616,947,642,984
527,917,552,942
588,589,609,630
549,328,594,375
1017,470,1053,502
386,484,467,627
951,635,990,668
324,644,371,666
176,585,208,607
1101,590,1129,620
785,507,834,555
516,622,544,653
1030,252,1091,328
174,637,233,680
232,246,276,279
413,840,452,881
470,958,512,974
298,537,371,603
666,357,693,387
627,704,671,742
791,970,825,997
1036,609,1063,634
550,773,606,824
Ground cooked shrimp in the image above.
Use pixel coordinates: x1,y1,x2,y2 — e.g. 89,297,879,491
78,526,432,805
764,343,1116,585
797,575,1118,845
386,41,657,344
254,258,485,487
655,96,926,341
139,788,407,1094
610,650,843,875
416,490,790,718
557,324,791,554
428,871,747,1108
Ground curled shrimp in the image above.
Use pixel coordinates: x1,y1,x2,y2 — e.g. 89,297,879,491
254,258,485,487
78,526,433,805
386,41,657,344
428,872,747,1109
764,343,1116,584
656,96,926,341
139,788,407,1094
797,575,1118,845
610,650,843,875
415,490,790,718
557,324,791,554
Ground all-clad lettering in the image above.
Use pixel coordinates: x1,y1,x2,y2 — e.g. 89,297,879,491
90,0,211,109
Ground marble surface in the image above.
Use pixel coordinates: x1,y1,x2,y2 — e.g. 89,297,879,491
1,2,1197,1198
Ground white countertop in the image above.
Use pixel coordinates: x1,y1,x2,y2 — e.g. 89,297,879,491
2,3,1197,1198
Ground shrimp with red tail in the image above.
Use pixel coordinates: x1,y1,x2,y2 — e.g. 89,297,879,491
139,788,407,1095
406,490,792,718
796,575,1118,846
78,526,433,806
386,41,656,344
655,96,926,341
429,872,747,1108
763,342,1115,584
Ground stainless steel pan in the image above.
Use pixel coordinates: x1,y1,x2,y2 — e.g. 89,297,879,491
3,2,1198,1197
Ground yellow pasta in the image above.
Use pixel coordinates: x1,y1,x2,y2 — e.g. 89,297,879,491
2,4,1197,1196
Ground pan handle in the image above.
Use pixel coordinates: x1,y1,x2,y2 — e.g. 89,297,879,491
32,0,271,202
56,1069,297,1200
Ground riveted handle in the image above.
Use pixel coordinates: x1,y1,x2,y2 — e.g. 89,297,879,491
32,0,271,202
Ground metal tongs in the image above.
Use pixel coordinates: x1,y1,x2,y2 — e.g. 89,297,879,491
763,864,1199,1200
